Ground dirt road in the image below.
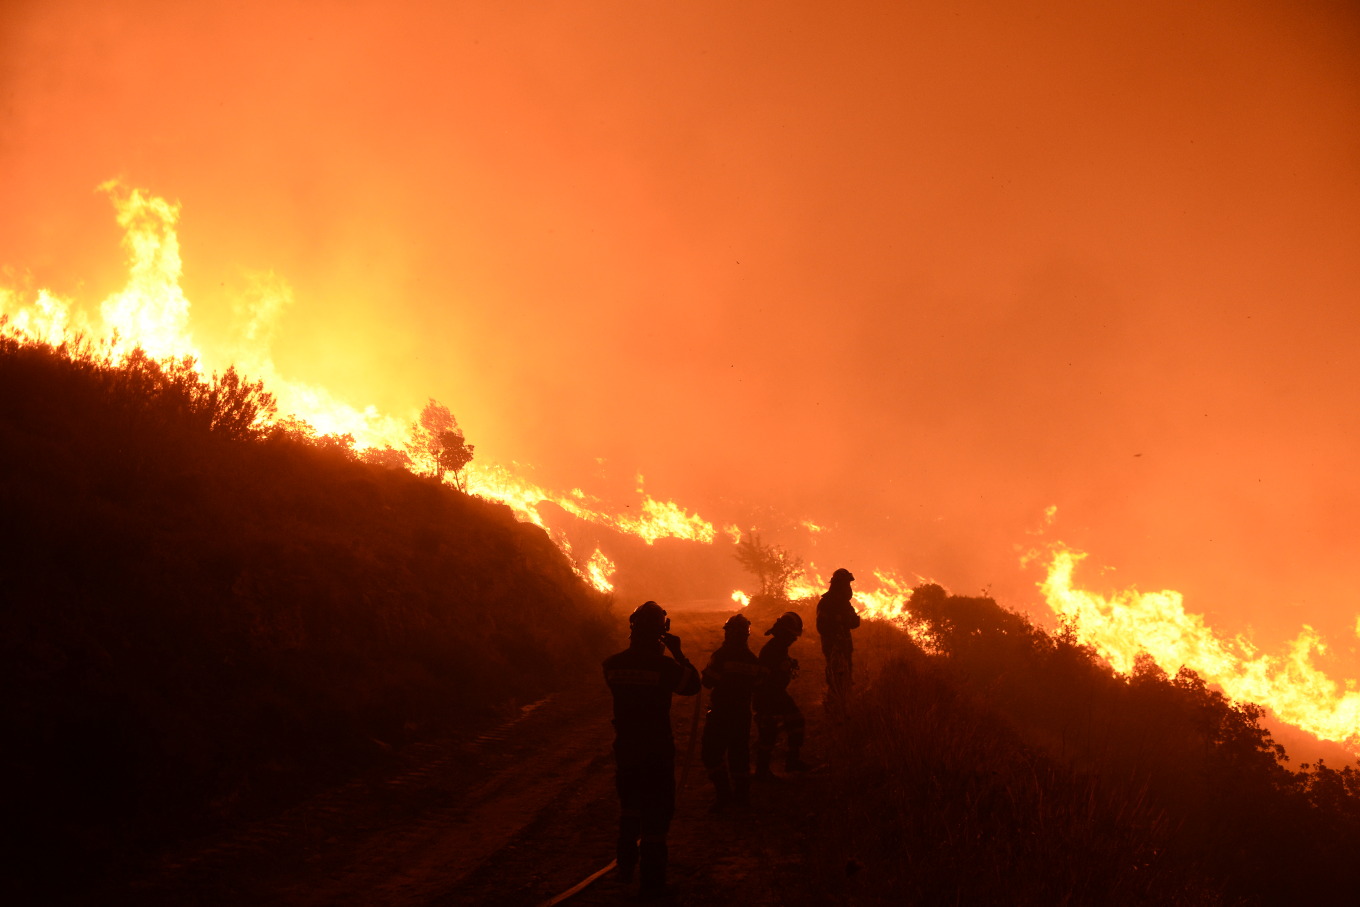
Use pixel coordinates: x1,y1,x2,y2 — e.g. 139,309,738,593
118,609,855,906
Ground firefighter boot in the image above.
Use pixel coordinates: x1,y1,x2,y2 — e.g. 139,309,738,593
732,773,751,807
753,749,776,781
709,773,734,812
616,817,640,883
639,840,669,898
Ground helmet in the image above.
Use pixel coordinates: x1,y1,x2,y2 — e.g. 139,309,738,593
629,600,670,637
765,611,803,638
831,568,855,583
722,613,751,635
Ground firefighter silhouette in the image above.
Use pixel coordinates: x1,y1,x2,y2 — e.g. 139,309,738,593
753,611,809,778
700,612,760,810
816,568,861,717
602,601,700,896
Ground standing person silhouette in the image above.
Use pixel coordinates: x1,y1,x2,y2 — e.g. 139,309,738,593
602,601,700,898
700,613,760,810
753,611,809,778
816,568,861,717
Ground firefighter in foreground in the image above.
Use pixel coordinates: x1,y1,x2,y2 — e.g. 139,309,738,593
700,613,760,810
816,567,862,717
753,611,810,778
603,601,700,897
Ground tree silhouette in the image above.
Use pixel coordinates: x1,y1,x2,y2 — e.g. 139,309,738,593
408,399,474,490
733,531,803,600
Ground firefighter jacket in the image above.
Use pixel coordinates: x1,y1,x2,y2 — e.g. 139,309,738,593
603,642,700,743
754,635,798,703
701,642,761,712
816,584,861,653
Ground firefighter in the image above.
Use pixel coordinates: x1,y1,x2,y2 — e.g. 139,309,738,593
700,612,760,810
816,568,861,717
753,611,809,779
603,601,700,897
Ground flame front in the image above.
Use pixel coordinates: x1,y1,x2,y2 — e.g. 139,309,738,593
465,462,717,546
1037,543,1360,752
730,565,920,621
1,182,406,450
8,183,1359,756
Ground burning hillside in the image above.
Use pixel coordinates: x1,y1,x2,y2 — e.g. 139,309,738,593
3,182,1358,758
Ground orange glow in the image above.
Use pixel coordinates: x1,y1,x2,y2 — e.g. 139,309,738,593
465,462,716,546
1035,544,1360,753
584,547,616,594
4,2,1360,758
97,182,197,361
730,565,922,623
1,184,407,448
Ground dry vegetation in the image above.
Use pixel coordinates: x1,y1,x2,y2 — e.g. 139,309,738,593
3,331,1358,905
815,590,1360,904
0,333,612,900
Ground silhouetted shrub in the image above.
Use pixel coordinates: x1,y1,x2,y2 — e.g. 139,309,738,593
0,334,612,895
826,584,1360,904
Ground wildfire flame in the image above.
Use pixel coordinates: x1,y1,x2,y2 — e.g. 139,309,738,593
97,182,197,361
729,565,923,622
8,183,1359,754
1,182,406,448
0,183,701,597
585,548,617,594
1036,543,1360,752
465,462,716,546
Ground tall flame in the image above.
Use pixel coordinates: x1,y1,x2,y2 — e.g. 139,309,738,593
1,182,406,448
97,182,197,361
1036,543,1360,752
7,183,1359,756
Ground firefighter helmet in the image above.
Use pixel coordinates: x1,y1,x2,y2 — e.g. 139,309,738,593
629,600,670,636
765,611,803,638
722,613,751,635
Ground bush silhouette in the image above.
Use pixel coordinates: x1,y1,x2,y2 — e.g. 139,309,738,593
0,333,611,896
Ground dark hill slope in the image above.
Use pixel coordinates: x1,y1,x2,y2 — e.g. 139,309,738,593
0,337,611,892
821,588,1360,905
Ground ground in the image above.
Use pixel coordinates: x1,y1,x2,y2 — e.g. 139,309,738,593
113,610,864,906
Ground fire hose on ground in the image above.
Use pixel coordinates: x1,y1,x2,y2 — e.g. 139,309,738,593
538,683,704,907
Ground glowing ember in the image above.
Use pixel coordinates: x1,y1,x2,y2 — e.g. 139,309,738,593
1035,543,1360,752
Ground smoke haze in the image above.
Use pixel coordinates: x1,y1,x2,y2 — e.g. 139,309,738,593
4,1,1360,662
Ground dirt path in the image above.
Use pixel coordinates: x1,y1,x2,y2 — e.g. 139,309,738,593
117,609,854,906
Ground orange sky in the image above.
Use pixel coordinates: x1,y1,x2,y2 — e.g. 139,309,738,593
3,0,1360,658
